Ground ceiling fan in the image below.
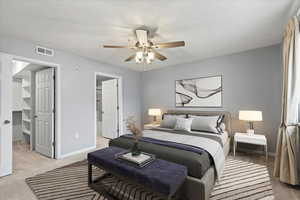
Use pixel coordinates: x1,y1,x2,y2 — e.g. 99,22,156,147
103,28,185,64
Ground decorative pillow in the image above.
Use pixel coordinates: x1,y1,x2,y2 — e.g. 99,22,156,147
220,122,226,132
160,114,186,129
189,115,224,134
174,118,193,132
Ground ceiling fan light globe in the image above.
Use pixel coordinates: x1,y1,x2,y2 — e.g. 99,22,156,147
136,51,143,59
146,57,152,64
148,52,155,60
135,56,143,63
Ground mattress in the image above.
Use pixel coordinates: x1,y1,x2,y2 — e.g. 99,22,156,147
109,134,213,179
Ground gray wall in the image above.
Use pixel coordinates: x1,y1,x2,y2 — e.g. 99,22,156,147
0,35,142,157
141,45,282,153
1,34,282,155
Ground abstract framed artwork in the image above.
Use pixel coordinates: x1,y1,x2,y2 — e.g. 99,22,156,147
175,75,223,107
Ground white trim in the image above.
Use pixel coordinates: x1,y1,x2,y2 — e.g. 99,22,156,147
59,145,96,159
94,72,123,146
2,54,62,159
0,53,13,177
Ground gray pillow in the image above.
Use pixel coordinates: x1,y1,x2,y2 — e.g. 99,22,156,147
189,115,224,134
160,114,186,129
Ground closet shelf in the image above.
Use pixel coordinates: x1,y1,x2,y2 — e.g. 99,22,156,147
20,74,32,140
23,119,31,123
23,129,31,135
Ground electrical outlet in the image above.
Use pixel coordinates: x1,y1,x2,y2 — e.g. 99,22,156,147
75,132,79,139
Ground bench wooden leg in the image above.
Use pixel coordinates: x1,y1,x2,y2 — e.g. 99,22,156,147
88,163,93,184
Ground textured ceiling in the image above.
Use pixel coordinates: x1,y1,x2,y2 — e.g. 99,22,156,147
0,0,298,71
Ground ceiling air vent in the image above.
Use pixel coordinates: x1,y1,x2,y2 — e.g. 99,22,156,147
35,46,54,57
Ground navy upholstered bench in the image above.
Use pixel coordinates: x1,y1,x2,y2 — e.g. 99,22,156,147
88,146,187,199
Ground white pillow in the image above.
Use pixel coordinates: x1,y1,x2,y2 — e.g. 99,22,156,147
189,115,224,134
220,122,226,132
174,118,193,132
160,114,186,129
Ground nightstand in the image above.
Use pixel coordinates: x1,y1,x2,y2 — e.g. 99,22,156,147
233,132,268,161
144,123,160,130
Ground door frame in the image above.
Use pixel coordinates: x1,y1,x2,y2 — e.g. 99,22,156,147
0,53,13,176
94,72,123,145
3,53,62,159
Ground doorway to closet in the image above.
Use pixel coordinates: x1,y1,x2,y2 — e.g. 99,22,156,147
12,59,56,167
95,72,122,144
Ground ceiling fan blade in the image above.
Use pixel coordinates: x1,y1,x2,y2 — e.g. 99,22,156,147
152,50,167,61
124,54,136,62
153,41,185,49
103,45,133,48
135,29,149,46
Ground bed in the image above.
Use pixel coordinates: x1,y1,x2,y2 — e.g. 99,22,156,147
109,110,231,200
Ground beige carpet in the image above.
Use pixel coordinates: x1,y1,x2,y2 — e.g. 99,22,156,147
26,159,274,200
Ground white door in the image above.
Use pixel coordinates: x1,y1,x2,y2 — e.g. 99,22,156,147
35,68,54,158
102,79,119,139
0,53,13,177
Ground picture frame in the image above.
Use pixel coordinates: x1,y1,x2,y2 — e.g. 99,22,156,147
175,75,223,108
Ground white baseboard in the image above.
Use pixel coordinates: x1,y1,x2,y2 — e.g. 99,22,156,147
58,145,96,159
0,171,11,177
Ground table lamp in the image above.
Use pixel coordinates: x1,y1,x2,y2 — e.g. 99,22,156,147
148,108,162,124
239,110,262,135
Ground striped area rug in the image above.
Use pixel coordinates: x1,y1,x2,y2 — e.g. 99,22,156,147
210,159,274,200
26,159,274,200
26,161,165,200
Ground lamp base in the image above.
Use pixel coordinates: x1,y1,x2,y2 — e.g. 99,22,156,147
152,116,159,125
246,129,255,135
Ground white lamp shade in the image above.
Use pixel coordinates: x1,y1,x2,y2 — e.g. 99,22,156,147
239,110,263,121
148,108,162,116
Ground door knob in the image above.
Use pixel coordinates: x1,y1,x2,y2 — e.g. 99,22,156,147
4,120,10,124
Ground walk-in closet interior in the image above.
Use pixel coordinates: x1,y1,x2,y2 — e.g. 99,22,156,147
12,59,55,160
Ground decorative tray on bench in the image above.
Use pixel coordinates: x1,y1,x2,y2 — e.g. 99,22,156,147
115,150,156,168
